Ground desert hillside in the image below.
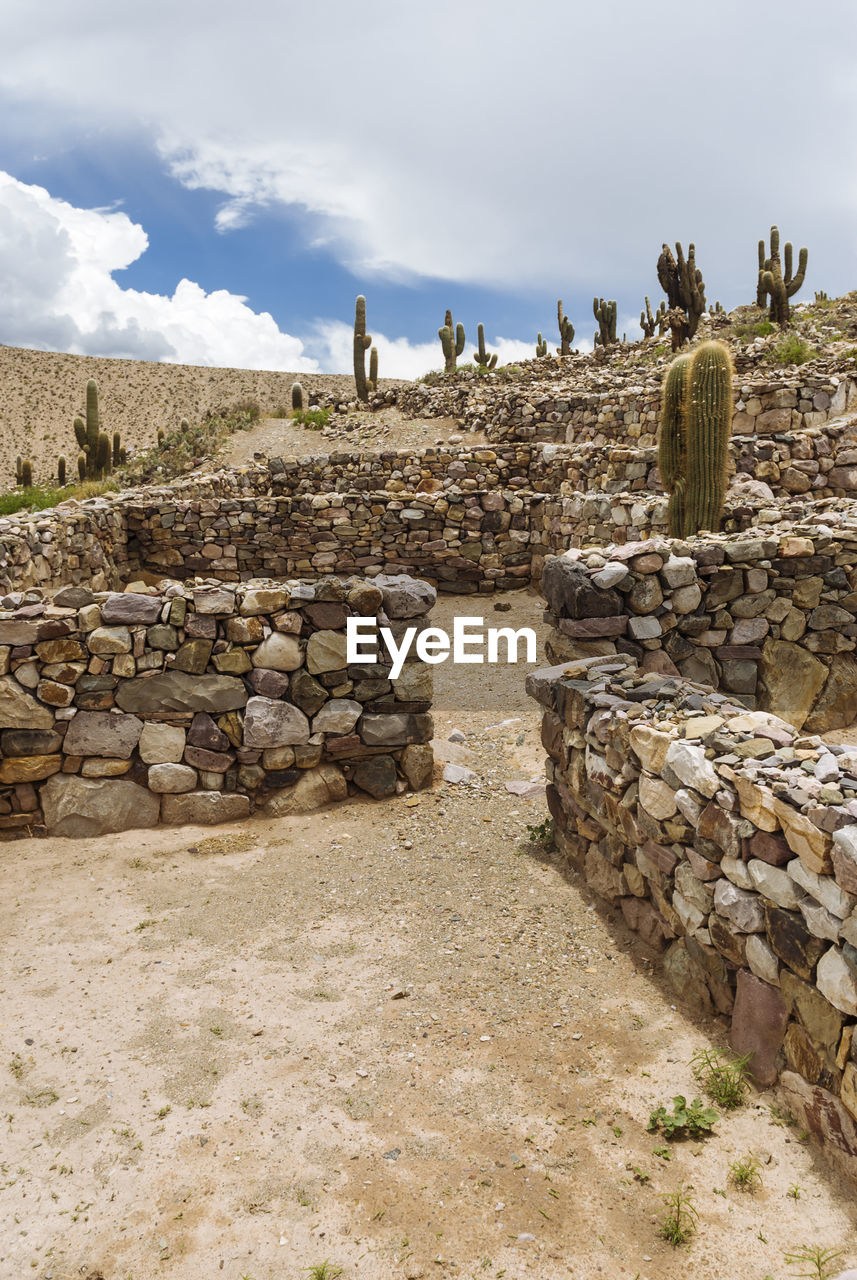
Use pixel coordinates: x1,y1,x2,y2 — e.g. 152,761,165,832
0,344,401,489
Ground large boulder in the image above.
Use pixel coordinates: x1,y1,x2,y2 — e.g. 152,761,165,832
541,556,622,619
373,574,436,618
41,775,160,837
0,677,54,730
115,671,248,714
759,639,828,730
243,696,311,747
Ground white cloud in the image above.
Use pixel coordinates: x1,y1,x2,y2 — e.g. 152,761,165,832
307,323,547,380
0,172,320,370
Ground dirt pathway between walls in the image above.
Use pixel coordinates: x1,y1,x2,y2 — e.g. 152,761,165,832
1,593,854,1280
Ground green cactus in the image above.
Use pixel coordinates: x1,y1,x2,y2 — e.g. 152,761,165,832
756,239,767,307
659,342,733,538
157,427,166,447
112,431,122,467
593,297,617,346
77,453,87,482
15,455,22,486
536,332,548,358
758,225,807,327
96,432,111,475
640,297,666,339
180,417,190,433
20,458,33,488
815,290,829,303
72,379,110,478
474,323,497,370
369,345,379,392
439,309,466,373
85,379,99,459
353,295,372,402
557,300,575,355
291,382,304,412
58,456,66,487
73,416,86,451
657,242,706,350
709,300,724,315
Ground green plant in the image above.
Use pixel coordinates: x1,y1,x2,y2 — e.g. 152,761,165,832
788,1182,802,1199
57,455,66,486
293,407,331,431
291,382,305,411
640,296,666,338
758,225,808,327
369,345,378,392
783,1245,847,1280
593,296,617,346
658,340,733,537
19,458,33,488
728,1153,762,1192
691,1047,753,1109
112,431,122,466
814,289,829,303
658,352,691,538
648,1096,718,1140
536,332,547,358
439,309,466,372
304,1265,343,1280
658,1182,698,1246
353,294,371,402
770,333,814,366
526,818,555,850
557,299,575,355
657,241,706,349
473,323,497,370
72,378,112,479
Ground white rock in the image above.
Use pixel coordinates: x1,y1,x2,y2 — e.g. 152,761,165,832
664,740,719,798
721,856,754,890
673,890,705,935
442,763,477,785
638,773,678,820
798,897,843,941
787,857,855,919
747,859,804,909
674,787,704,825
816,947,857,1015
592,562,628,589
713,878,766,932
746,934,780,985
660,555,697,588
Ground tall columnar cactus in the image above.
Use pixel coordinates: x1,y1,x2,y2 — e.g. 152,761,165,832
291,382,304,412
85,379,99,459
536,333,548,358
77,453,87,482
593,297,617,346
557,300,575,355
72,379,110,478
473,324,498,370
369,346,379,391
657,242,706,350
438,309,466,373
756,239,767,307
658,341,733,538
97,432,111,475
20,458,33,488
758,225,808,327
58,456,66,487
112,431,122,467
353,295,371,402
640,297,666,339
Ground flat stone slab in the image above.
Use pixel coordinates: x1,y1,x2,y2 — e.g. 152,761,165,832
63,710,143,759
41,774,160,837
160,791,251,826
115,671,248,714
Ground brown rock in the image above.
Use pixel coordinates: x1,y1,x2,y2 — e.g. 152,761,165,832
0,754,62,783
765,904,827,981
804,653,857,733
160,791,250,825
729,969,788,1085
63,710,143,759
41,774,160,836
759,639,827,730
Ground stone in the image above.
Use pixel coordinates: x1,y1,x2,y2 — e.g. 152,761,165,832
817,947,857,1016
708,911,747,965
664,739,719,798
313,698,362,735
698,802,746,857
115,671,247,714
842,1063,857,1125
721,856,754,889
240,587,288,615
63,710,143,759
765,904,827,981
592,562,628,589
306,630,348,674
729,969,788,1085
773,799,833,875
713,878,766,932
804,653,857,733
100,593,163,625
52,585,95,608
374,573,436,618
35,637,87,664
541,556,622,619
662,940,713,1015
138,722,186,764
0,754,62,783
660,555,696,588
638,773,677,819
147,763,198,793
788,858,854,919
172,638,213,674
747,859,804,909
243,697,311,748
671,583,702,614
746,934,780,985
832,826,857,895
392,663,433,702
0,728,62,756
758,639,828,730
193,587,235,615
628,616,661,640
729,771,779,831
777,1070,857,1183
87,626,133,655
620,896,674,951
629,725,673,772
400,743,434,790
246,667,290,698
41,774,160,837
188,712,230,752
347,582,384,613
353,755,398,798
160,791,250,825
442,762,477,784
628,576,663,614
0,619,40,645
252,632,303,671
184,745,234,772
265,763,347,815
360,713,431,747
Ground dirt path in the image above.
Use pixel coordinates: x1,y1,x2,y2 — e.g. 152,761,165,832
1,594,855,1280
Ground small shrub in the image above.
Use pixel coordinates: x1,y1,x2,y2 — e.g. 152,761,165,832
691,1047,753,1109
304,1262,343,1279
648,1096,718,1140
658,1182,698,1246
769,333,814,365
293,407,331,431
525,817,555,850
783,1245,847,1280
728,1153,762,1192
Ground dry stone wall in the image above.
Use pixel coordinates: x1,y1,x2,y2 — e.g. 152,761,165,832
541,512,857,730
0,574,435,840
528,654,857,1181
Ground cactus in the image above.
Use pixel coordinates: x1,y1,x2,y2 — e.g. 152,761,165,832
157,427,166,447
658,341,733,538
369,345,379,392
112,431,122,467
291,382,304,412
96,432,111,475
72,379,111,478
593,297,617,346
815,290,829,303
77,453,86,482
180,417,190,433
758,225,807,327
640,297,666,339
709,300,724,315
556,300,575,355
438,309,466,373
473,323,497,370
58,456,66,487
353,295,372,402
73,416,86,450
85,379,99,459
20,458,33,488
657,242,706,350
756,239,767,307
15,456,22,486
536,333,548,358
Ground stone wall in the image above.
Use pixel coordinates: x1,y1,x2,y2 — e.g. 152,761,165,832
540,513,857,729
0,498,129,595
527,654,857,1182
0,574,435,840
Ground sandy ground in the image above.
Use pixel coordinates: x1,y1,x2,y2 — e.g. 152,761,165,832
1,593,855,1280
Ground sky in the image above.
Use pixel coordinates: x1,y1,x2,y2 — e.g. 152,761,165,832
0,1,856,379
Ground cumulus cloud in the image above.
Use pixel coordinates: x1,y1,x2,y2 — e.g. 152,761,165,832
0,172,319,370
307,323,546,380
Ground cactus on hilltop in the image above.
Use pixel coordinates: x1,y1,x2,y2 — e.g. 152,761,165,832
536,333,548,358
593,297,617,347
112,431,122,467
291,382,304,412
556,300,575,355
439,309,466,373
72,379,112,479
640,297,666,339
658,340,733,538
758,225,807,327
353,295,372,402
97,432,111,475
21,458,33,488
58,456,66,487
369,346,379,392
77,453,86,482
657,242,706,350
815,290,829,303
474,324,498,370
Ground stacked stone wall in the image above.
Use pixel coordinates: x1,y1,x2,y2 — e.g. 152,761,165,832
528,654,857,1182
0,574,435,840
0,499,129,595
